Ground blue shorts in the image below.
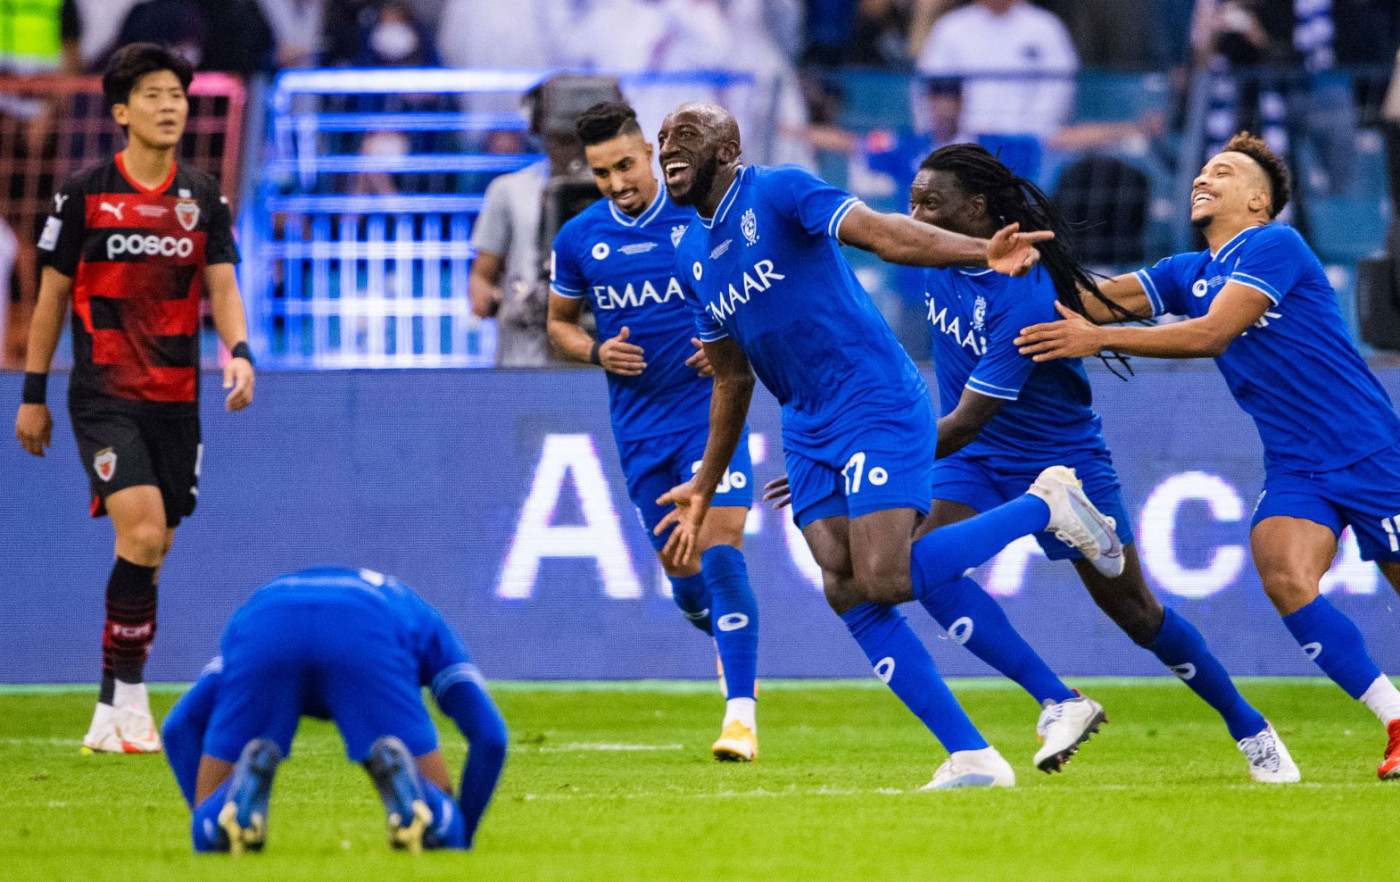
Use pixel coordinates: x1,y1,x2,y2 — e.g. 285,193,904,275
202,597,442,763
929,449,1135,561
786,403,936,530
1252,445,1400,562
619,423,753,552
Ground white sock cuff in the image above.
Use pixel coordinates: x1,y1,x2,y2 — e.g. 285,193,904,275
1360,675,1400,725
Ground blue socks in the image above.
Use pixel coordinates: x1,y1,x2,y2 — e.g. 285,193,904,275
1148,607,1267,740
669,573,712,635
910,495,1049,601
190,779,233,852
840,602,987,753
919,576,1075,705
1282,595,1383,699
420,779,468,849
702,546,759,701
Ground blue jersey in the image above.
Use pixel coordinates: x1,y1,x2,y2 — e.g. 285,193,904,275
551,189,710,442
675,164,928,461
925,266,1105,469
1137,223,1400,471
229,566,474,698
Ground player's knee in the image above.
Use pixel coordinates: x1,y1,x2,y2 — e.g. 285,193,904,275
852,562,914,607
120,520,169,563
1259,570,1319,615
822,574,863,615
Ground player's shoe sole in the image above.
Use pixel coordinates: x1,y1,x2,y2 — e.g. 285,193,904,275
1379,719,1400,780
218,738,282,854
1034,696,1107,773
1029,466,1125,578
365,736,435,852
712,720,758,762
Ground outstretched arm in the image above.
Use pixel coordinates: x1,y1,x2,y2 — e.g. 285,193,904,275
1016,284,1271,361
838,205,1052,274
1076,273,1156,325
654,337,754,567
436,675,508,849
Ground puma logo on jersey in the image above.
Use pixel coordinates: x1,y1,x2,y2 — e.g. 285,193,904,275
99,201,125,221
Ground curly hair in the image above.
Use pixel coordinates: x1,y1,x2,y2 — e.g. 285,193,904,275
1222,132,1291,218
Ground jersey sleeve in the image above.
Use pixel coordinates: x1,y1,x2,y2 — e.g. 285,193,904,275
412,600,480,700
966,276,1045,401
759,165,862,241
205,193,240,265
37,177,86,277
1226,225,1307,305
549,221,585,298
1133,253,1192,317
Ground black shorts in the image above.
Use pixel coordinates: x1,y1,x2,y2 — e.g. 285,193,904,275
71,409,202,528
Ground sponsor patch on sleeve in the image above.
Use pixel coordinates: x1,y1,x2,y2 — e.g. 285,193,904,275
37,216,61,251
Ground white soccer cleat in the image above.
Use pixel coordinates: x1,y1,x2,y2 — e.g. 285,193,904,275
81,703,125,753
82,702,164,754
1237,722,1300,784
1034,694,1107,772
115,706,164,753
1028,466,1124,578
920,747,1015,790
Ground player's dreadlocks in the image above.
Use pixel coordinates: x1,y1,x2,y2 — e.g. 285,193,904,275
920,143,1138,376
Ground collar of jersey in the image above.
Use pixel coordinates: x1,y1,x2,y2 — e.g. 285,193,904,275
698,165,745,229
609,186,669,228
1209,225,1259,262
954,267,995,277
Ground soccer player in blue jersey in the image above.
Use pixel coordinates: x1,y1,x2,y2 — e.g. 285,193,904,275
1017,132,1400,780
654,102,1122,789
160,566,508,852
547,101,761,762
906,143,1294,781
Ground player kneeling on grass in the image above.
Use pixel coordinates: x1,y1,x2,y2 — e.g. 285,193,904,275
160,567,507,853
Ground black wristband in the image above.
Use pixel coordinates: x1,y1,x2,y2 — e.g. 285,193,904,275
589,340,602,366
21,372,47,405
230,341,254,365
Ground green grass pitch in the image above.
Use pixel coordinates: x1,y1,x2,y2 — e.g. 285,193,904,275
0,679,1394,881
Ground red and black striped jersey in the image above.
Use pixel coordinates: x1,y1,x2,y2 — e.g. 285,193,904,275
36,154,239,415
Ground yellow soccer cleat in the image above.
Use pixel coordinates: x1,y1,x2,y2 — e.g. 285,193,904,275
711,720,757,762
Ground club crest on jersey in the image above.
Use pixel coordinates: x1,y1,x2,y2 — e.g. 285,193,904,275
175,200,200,232
671,224,687,247
972,296,987,332
741,208,759,245
93,448,117,482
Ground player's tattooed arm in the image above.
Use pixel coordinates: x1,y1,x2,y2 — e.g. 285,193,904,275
839,205,1052,275
936,388,1006,459
547,293,647,375
1016,284,1272,362
655,337,754,567
206,263,255,411
14,267,72,457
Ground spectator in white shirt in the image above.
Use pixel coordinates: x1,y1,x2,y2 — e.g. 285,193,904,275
915,0,1077,140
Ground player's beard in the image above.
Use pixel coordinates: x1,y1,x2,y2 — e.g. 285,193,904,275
671,153,720,207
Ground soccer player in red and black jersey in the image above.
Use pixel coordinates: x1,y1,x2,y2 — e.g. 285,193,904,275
13,43,255,753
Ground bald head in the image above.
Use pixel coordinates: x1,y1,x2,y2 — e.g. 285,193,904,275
658,102,743,211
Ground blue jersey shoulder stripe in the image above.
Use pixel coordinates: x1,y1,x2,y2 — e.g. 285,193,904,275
966,378,1021,400
827,196,861,239
432,662,486,698
1229,271,1281,304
